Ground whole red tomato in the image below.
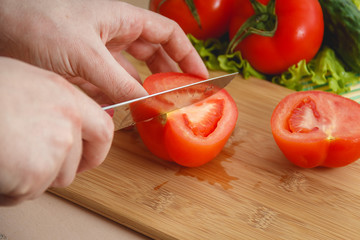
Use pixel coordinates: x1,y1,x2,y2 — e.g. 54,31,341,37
229,0,324,75
133,73,238,167
149,0,235,39
271,91,360,168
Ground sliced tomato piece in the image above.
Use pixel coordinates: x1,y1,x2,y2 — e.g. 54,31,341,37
271,91,360,168
134,72,238,167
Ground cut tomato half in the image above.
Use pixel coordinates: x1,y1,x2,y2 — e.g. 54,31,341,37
271,91,360,168
134,72,238,167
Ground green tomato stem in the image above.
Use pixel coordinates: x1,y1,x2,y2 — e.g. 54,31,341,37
227,0,277,53
184,0,202,28
157,0,202,28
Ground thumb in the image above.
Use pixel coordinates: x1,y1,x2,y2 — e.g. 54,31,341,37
75,39,148,103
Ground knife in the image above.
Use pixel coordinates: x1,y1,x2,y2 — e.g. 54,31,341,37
103,72,238,130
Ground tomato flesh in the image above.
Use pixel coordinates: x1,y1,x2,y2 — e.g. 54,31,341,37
182,99,224,137
134,73,238,167
271,91,360,168
288,97,323,133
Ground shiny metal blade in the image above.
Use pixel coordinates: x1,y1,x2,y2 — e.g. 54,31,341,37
103,72,238,131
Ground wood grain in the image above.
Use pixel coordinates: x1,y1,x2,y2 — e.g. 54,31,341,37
50,56,360,240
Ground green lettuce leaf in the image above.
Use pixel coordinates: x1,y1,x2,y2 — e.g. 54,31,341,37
188,34,359,94
272,60,311,91
351,0,360,10
188,34,265,79
273,47,359,93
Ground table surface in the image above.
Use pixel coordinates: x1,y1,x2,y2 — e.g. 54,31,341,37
0,193,149,240
0,1,150,240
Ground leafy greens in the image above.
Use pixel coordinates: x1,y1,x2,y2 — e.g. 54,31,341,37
188,34,359,94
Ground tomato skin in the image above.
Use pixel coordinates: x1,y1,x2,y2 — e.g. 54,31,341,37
271,91,360,168
149,0,236,39
135,73,238,167
136,115,172,161
325,138,360,167
229,0,324,75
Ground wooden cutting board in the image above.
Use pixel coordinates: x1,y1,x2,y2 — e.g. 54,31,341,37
50,58,360,240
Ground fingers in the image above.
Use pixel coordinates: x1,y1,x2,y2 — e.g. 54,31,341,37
50,120,82,188
50,85,114,187
134,9,209,78
67,76,114,105
68,50,144,105
73,88,114,174
0,54,114,206
75,39,148,103
126,38,180,74
103,2,208,78
110,51,141,83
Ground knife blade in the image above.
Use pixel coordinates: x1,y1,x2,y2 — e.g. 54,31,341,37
103,72,238,131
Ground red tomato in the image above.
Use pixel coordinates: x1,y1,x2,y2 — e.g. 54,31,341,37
229,0,324,75
271,91,360,168
134,72,238,167
149,0,235,39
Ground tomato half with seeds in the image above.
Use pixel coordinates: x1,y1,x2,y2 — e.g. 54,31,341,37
271,91,360,168
134,72,238,167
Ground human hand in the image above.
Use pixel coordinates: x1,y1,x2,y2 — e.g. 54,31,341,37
0,0,208,104
0,57,114,206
